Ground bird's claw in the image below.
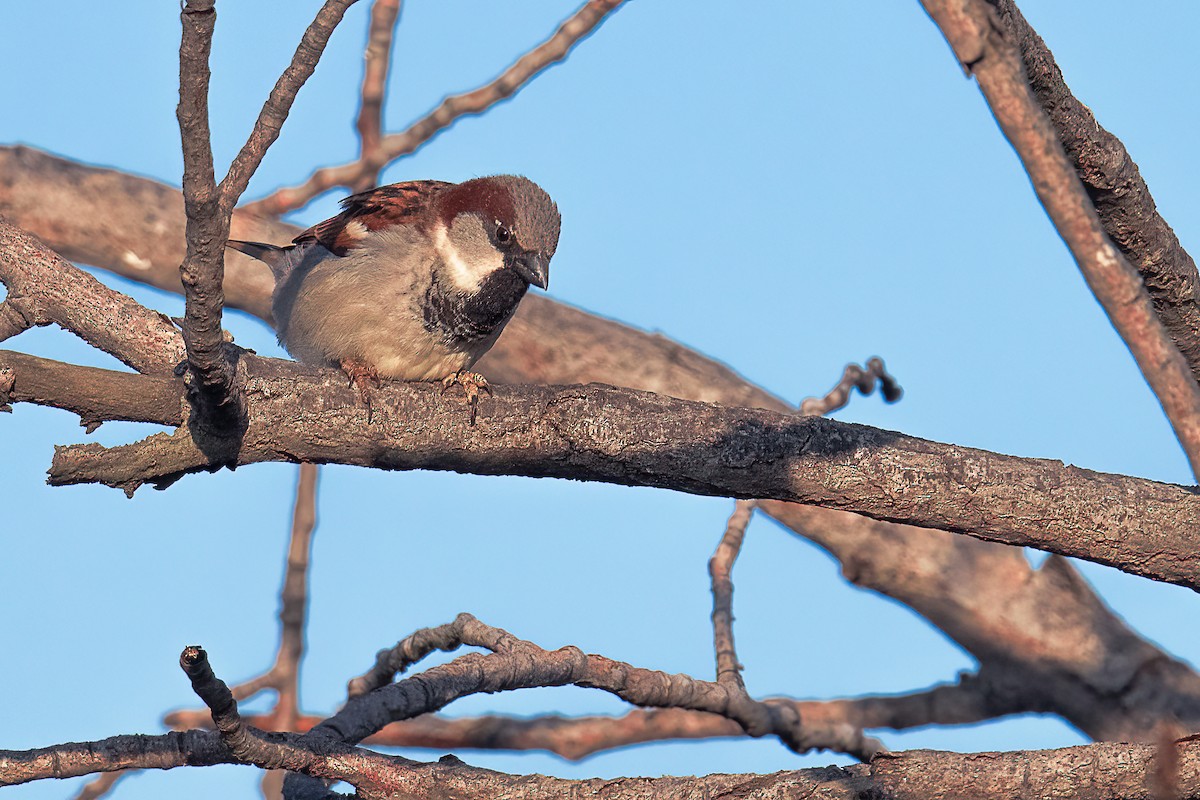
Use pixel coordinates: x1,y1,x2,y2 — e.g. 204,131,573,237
340,359,382,422
441,370,491,424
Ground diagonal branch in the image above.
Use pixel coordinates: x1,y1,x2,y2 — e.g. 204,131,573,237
242,0,626,216
0,219,184,373
920,0,1200,480
988,0,1200,382
217,0,358,212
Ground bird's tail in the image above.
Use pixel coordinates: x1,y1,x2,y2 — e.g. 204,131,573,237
226,239,292,280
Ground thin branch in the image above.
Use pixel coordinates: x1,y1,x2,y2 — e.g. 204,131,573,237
920,0,1200,480
353,0,403,191
217,0,359,212
70,771,124,800
243,0,626,216
347,611,520,699
710,501,757,690
988,0,1200,383
703,500,883,756
271,463,318,726
350,674,1006,758
170,674,1008,761
318,613,879,758
180,647,283,767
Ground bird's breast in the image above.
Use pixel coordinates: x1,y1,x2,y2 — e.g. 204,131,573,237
422,267,529,344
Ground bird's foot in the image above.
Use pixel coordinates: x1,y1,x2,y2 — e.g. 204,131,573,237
340,359,382,421
441,370,491,425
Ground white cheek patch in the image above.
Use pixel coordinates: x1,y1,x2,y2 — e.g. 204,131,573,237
432,224,499,292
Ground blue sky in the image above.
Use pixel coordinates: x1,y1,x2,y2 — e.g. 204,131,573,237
3,2,1200,798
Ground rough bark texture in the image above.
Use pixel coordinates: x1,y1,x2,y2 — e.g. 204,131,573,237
990,0,1200,383
0,218,184,373
922,0,1200,479
8,735,1200,799
15,352,1200,593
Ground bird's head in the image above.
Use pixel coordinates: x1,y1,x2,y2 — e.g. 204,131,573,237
429,175,560,293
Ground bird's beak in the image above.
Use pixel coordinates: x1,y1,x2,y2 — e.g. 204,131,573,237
511,252,550,290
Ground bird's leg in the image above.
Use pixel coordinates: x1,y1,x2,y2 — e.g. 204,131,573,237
340,358,382,421
441,370,492,425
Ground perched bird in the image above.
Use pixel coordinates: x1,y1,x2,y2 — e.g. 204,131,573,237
228,176,560,420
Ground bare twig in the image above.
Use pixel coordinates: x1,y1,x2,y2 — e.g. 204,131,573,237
921,0,1200,480
704,500,880,756
710,501,757,689
799,357,902,416
164,463,319,733
348,612,520,698
353,0,403,191
168,675,1006,761
317,613,879,758
243,0,626,216
339,674,1003,758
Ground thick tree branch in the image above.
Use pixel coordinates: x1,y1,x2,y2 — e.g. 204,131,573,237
988,0,1200,383
9,731,1200,799
921,0,1200,480
0,219,184,373
242,0,626,216
10,353,1200,591
177,0,237,427
0,350,182,430
761,503,1200,741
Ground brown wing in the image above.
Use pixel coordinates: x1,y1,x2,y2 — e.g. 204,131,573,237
293,180,455,256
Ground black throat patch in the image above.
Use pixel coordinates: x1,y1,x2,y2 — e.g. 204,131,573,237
422,266,529,344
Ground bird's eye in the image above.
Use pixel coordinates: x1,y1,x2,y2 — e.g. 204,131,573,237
495,225,512,245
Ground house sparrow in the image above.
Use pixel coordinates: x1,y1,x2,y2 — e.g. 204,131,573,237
227,176,560,420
